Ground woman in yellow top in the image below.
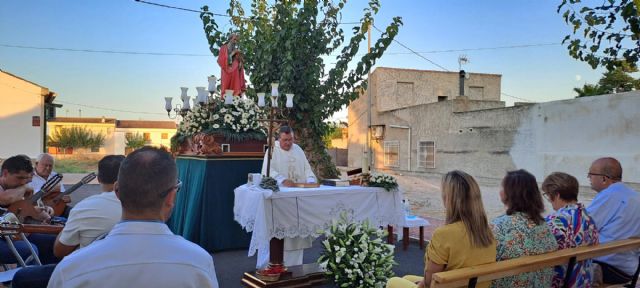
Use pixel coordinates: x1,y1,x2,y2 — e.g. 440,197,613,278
387,170,497,288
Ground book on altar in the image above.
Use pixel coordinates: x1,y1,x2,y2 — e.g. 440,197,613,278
322,179,350,187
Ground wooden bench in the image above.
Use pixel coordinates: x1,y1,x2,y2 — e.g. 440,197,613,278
430,238,640,288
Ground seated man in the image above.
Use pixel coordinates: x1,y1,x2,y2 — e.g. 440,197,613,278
0,155,42,265
586,157,640,284
261,126,316,267
48,147,219,287
27,153,71,218
11,155,125,288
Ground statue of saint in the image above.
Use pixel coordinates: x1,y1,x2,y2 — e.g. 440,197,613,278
217,34,247,96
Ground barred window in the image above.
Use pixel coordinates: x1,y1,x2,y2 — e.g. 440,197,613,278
383,141,400,167
418,141,435,168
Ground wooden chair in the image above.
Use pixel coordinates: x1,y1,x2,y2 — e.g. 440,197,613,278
429,238,640,288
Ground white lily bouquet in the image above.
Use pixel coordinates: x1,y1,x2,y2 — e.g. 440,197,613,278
367,173,399,191
318,213,396,287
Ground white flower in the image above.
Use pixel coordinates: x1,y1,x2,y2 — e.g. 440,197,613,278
213,124,219,129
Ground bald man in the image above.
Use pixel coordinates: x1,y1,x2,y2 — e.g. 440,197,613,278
586,157,640,284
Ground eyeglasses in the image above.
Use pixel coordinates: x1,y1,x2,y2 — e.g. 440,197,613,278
160,180,182,198
587,172,610,179
542,192,552,202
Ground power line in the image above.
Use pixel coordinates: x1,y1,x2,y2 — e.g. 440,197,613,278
501,92,534,102
372,24,450,71
0,44,212,57
56,100,166,115
0,42,563,57
134,0,360,25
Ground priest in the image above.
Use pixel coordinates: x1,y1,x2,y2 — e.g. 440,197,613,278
261,126,316,267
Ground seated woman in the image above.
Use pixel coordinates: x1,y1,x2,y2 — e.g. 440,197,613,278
491,169,558,288
542,172,599,288
387,170,496,288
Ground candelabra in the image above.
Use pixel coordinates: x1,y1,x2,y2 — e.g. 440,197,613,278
164,76,221,119
257,83,295,178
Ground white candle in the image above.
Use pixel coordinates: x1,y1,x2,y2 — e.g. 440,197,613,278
285,93,294,108
257,93,266,107
164,97,173,112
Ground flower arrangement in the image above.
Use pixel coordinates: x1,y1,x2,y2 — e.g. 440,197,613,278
172,96,268,151
318,212,396,287
366,173,399,191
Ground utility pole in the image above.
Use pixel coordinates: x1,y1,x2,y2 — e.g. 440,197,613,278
366,22,372,173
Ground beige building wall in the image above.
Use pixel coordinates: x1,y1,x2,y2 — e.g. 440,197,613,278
348,67,502,170
48,121,116,155
0,71,50,158
114,128,176,154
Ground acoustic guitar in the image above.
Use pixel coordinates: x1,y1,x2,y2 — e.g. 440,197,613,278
7,174,63,223
43,172,96,216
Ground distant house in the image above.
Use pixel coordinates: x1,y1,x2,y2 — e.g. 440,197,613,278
0,70,60,158
348,66,640,185
48,117,176,155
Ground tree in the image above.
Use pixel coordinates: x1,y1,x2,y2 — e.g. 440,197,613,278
200,0,402,178
558,0,640,70
47,127,106,151
125,133,146,150
574,64,640,97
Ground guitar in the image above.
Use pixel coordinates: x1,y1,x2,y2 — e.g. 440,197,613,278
43,172,96,216
7,174,63,223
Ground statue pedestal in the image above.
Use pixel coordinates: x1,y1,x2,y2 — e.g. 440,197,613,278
169,134,267,252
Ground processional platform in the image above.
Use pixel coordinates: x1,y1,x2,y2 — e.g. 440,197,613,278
168,135,267,252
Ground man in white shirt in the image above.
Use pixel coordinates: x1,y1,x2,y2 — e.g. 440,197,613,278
48,147,219,288
261,126,316,267
27,153,71,217
12,155,125,288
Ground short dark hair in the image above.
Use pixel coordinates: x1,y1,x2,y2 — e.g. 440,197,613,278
117,147,176,214
279,126,293,135
1,155,34,174
502,169,545,225
542,172,579,202
98,155,125,185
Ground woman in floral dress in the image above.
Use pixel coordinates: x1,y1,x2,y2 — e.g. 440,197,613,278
491,169,558,288
542,172,599,288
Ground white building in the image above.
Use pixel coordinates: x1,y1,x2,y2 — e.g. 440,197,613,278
0,70,58,159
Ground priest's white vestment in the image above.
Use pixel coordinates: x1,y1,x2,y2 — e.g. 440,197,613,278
259,141,316,267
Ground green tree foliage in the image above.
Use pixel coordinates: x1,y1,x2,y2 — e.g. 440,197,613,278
558,0,640,69
125,133,146,149
200,0,402,178
574,64,640,96
47,127,105,150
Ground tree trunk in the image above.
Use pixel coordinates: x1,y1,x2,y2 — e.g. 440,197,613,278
295,123,339,180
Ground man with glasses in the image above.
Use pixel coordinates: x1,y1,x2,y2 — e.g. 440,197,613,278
586,157,640,285
48,147,218,287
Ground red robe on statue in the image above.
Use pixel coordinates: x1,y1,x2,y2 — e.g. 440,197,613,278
217,43,246,96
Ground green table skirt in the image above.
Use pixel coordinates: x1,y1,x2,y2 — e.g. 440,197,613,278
168,156,261,252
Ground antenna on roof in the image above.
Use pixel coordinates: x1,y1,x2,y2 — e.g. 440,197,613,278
458,55,469,71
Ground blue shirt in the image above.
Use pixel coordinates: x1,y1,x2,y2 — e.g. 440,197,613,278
586,182,640,275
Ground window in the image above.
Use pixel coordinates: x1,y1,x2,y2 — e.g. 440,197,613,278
91,147,100,153
418,141,436,168
143,133,151,143
161,133,168,140
383,141,400,167
438,96,448,102
125,132,133,138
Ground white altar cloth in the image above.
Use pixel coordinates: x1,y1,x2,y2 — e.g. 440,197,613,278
233,184,405,259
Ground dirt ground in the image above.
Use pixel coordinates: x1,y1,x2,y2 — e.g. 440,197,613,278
339,169,603,240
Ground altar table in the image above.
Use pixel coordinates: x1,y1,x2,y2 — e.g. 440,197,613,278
233,184,405,262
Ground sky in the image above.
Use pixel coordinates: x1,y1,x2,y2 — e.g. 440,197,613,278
0,1,606,122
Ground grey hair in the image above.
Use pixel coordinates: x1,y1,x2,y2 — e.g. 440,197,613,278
36,153,54,163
